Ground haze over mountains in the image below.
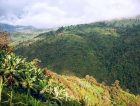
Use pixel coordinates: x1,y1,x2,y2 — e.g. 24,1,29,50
0,23,35,32
0,0,140,28
0,0,140,105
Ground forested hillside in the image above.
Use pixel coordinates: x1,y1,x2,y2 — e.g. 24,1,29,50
0,35,140,106
15,17,140,94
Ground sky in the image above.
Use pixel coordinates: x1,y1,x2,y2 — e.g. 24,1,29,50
0,0,140,28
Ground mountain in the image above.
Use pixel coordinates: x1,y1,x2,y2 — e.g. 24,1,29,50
0,23,54,47
104,15,140,27
0,23,35,32
0,23,15,32
15,17,140,95
0,45,140,106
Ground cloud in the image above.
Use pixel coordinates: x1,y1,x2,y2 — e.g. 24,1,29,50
0,0,140,28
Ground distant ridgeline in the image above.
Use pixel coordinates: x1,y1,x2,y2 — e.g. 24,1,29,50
0,23,35,32
0,23,15,32
15,17,140,94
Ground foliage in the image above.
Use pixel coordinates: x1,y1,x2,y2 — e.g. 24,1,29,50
0,45,140,105
15,17,140,94
45,71,140,106
0,45,81,105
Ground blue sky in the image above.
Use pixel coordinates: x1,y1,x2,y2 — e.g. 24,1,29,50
0,0,140,28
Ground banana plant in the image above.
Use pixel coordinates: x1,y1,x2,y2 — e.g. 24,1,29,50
22,78,35,98
41,79,68,101
0,75,3,104
2,54,19,106
20,68,37,103
0,50,7,104
0,52,27,105
0,50,49,105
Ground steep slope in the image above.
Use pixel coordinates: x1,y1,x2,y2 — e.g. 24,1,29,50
44,69,140,106
0,47,140,106
15,17,140,94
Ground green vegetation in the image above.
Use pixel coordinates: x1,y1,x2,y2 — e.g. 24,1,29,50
0,43,81,106
0,45,140,106
10,28,53,46
15,17,140,94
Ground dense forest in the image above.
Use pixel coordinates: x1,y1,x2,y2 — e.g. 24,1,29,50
0,32,140,106
15,17,140,94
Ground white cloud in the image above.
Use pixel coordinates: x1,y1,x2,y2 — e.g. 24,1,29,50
0,0,140,28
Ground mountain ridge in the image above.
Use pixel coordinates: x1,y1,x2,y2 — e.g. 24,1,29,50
0,23,35,32
15,17,140,94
